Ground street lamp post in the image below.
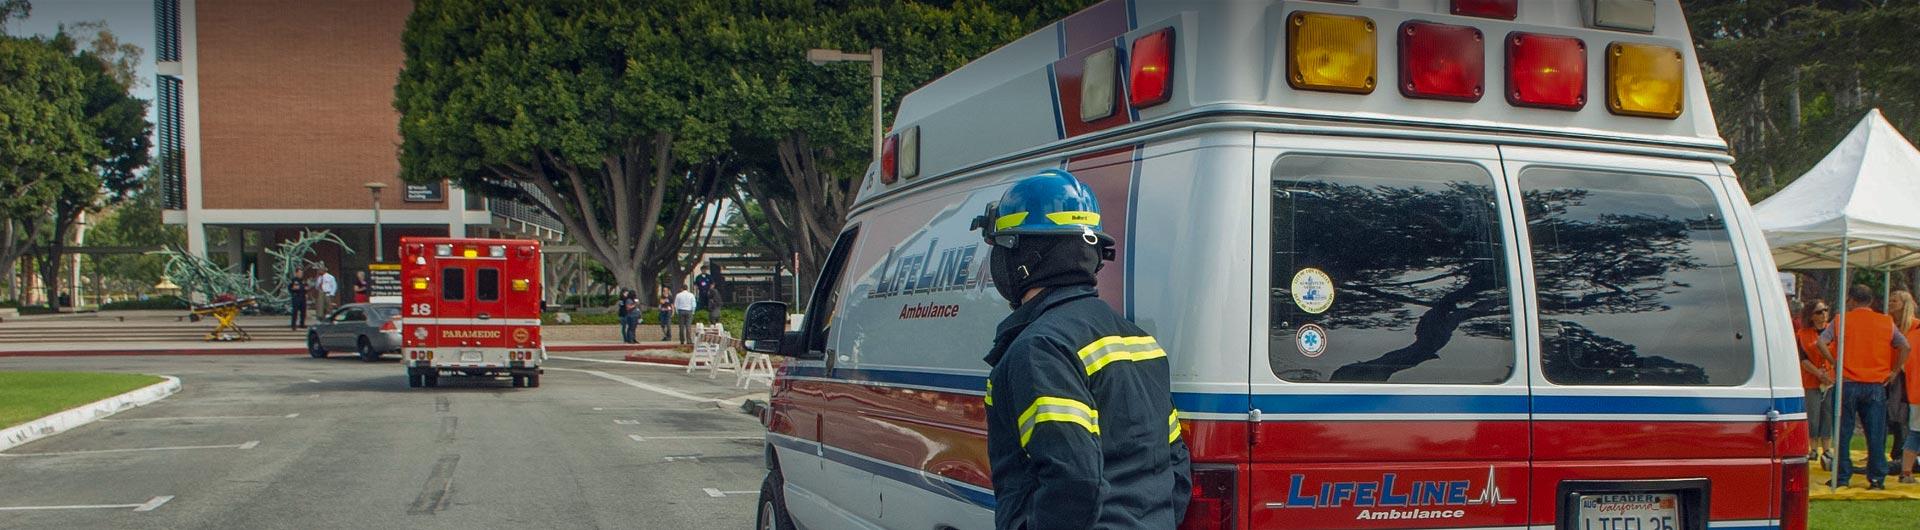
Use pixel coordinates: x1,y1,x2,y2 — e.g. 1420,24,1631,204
365,182,388,263
805,47,884,163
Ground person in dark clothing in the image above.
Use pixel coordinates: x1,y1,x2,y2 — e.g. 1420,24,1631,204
972,169,1191,530
617,290,640,344
288,273,309,329
657,290,674,341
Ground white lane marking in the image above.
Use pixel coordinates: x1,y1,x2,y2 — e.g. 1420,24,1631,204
0,441,258,457
545,367,721,404
549,355,685,368
630,434,760,442
104,414,295,422
133,496,174,512
613,419,641,425
663,455,701,462
307,379,322,383
0,495,174,512
702,488,758,498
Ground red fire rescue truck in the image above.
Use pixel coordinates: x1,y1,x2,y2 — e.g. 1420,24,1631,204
399,237,546,388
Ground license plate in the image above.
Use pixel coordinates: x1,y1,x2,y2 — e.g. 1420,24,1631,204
1576,493,1679,530
460,351,483,363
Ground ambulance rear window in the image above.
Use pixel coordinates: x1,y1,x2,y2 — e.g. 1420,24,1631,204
476,268,499,301
441,267,465,301
1521,168,1753,386
1269,155,1515,384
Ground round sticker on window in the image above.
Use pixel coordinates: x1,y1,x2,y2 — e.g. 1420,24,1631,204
1296,324,1328,358
1291,267,1335,314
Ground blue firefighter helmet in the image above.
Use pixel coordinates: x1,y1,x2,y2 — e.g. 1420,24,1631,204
972,169,1111,248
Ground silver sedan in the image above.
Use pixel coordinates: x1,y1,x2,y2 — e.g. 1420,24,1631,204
307,303,403,362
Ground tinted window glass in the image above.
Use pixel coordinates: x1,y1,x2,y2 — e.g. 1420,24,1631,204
476,268,500,302
1522,168,1753,386
441,267,465,301
1270,155,1515,384
336,308,363,322
810,229,859,353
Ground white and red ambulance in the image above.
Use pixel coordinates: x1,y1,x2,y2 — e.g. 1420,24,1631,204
399,237,546,388
741,1,1805,529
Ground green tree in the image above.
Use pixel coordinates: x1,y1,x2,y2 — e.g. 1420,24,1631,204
88,191,183,294
1685,0,1920,197
34,27,152,310
0,34,97,303
395,0,730,295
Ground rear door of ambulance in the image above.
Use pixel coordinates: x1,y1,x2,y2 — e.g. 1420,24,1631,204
434,248,476,362
1505,146,1783,530
1250,133,1532,529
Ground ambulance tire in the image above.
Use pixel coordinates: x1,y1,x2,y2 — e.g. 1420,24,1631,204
407,369,422,388
307,333,327,358
357,339,380,363
424,372,439,387
510,374,524,388
755,471,795,530
525,373,541,388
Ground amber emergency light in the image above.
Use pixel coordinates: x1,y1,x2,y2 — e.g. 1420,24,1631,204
1606,42,1683,119
1287,12,1375,94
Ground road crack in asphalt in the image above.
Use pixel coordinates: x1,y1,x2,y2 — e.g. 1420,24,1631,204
407,454,460,515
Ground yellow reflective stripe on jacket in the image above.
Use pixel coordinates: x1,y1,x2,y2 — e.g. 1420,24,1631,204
1076,335,1167,376
984,380,993,406
1017,396,1099,447
1168,408,1182,443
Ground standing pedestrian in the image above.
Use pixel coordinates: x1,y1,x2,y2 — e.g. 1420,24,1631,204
970,170,1190,529
1891,290,1920,483
288,272,309,330
696,265,721,323
314,265,337,318
617,290,640,344
353,271,372,304
657,290,673,342
1890,290,1916,468
1798,299,1835,468
1819,284,1912,490
674,285,697,345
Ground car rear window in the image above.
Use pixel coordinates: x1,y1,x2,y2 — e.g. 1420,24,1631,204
1269,155,1516,384
1521,167,1754,386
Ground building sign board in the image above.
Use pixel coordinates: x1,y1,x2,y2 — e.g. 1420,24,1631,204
404,182,444,202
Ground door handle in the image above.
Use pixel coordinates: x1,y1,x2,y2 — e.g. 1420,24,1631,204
477,313,490,320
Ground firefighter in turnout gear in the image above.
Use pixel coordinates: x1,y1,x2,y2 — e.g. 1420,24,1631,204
972,169,1192,530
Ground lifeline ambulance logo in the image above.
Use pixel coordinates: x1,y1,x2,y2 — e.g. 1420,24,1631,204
1267,466,1516,521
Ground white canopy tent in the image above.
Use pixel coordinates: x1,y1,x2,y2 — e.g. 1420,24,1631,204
1754,108,1920,491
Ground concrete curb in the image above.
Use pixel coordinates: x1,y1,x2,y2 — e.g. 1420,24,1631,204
1,375,182,453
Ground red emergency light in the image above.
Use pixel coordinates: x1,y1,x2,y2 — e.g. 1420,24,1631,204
1450,0,1517,20
1506,32,1586,110
1399,21,1483,102
880,133,899,185
1128,27,1175,109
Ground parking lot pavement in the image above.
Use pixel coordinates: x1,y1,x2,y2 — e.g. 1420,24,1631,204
0,354,768,530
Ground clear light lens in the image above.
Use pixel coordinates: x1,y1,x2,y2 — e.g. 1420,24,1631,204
1606,42,1683,118
1079,47,1117,121
490,245,506,257
898,126,919,179
1288,12,1376,94
435,244,451,257
1590,0,1656,32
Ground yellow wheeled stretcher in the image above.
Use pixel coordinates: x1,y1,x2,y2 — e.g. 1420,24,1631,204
191,297,257,341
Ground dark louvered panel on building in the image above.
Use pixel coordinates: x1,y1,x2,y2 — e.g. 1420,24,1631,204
157,75,185,210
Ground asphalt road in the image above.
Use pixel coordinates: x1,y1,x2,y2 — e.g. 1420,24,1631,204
0,354,768,530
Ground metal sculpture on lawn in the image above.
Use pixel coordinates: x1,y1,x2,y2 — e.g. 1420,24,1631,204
161,230,351,312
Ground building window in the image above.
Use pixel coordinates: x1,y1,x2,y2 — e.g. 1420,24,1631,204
157,75,185,210
155,0,180,62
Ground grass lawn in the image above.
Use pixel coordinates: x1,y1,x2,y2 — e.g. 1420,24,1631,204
1812,499,1920,528
0,371,165,429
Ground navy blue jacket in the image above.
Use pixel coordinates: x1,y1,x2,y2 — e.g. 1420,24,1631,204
984,285,1192,530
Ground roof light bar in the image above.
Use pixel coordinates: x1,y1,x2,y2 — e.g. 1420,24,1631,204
1399,21,1484,102
1287,11,1377,94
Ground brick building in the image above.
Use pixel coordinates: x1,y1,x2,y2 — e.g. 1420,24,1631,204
152,0,558,281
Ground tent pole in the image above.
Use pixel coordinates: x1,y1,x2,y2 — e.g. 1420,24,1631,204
1832,235,1851,493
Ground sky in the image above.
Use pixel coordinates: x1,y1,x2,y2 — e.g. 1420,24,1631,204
7,0,160,137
